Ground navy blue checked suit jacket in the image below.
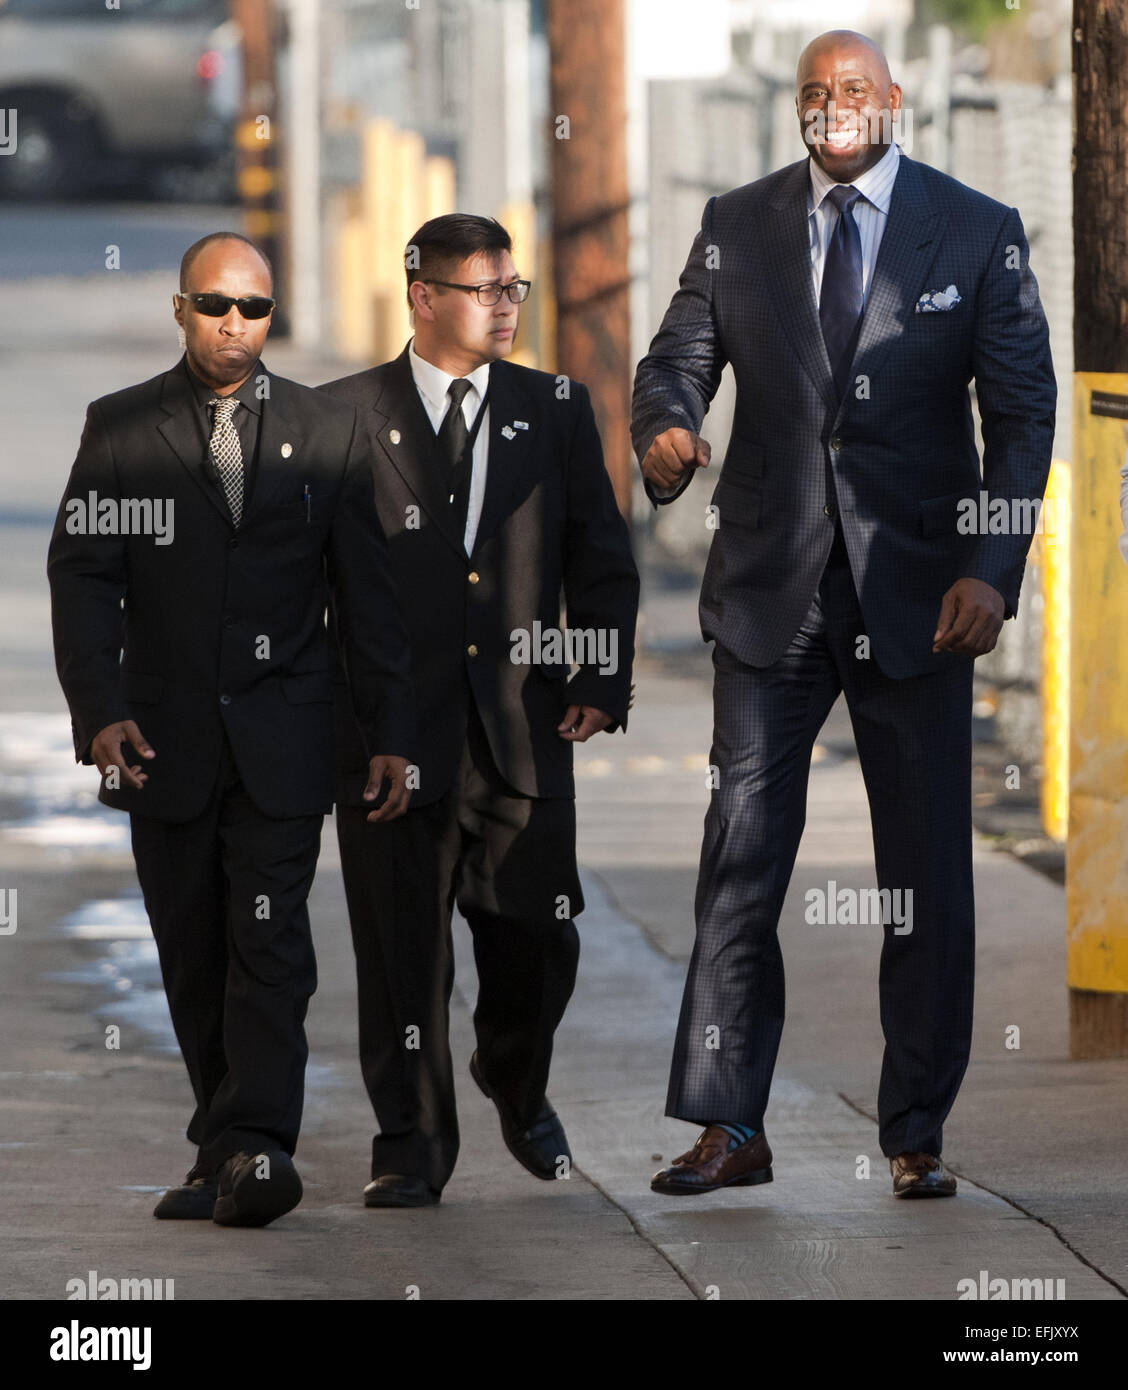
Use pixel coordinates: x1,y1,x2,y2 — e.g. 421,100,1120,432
632,151,1057,680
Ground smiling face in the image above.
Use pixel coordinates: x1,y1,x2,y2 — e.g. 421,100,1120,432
173,237,273,393
795,32,902,182
408,250,521,377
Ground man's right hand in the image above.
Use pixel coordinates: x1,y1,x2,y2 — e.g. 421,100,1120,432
362,754,412,824
91,720,155,790
640,427,711,493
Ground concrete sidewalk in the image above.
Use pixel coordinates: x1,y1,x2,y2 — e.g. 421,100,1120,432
2,650,1123,1300
0,839,688,1301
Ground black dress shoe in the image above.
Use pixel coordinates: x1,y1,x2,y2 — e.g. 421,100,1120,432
469,1051,571,1181
153,1167,218,1220
363,1174,440,1208
212,1149,302,1227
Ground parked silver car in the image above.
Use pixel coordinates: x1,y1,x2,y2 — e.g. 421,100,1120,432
0,0,240,198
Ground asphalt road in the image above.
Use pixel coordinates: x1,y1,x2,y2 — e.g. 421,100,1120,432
0,203,240,282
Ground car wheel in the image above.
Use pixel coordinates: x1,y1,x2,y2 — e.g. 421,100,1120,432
0,97,100,199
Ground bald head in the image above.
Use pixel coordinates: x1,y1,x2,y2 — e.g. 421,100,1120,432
795,29,901,182
797,30,892,90
180,232,273,295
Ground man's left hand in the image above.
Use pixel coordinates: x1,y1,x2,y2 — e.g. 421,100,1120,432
933,578,1006,656
557,705,614,742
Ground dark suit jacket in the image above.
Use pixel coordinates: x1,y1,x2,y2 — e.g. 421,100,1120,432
321,348,640,807
47,357,415,823
632,151,1057,680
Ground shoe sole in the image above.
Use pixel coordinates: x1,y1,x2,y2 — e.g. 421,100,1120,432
894,1184,957,1198
651,1167,774,1196
213,1160,303,1228
505,1140,563,1182
153,1183,218,1220
153,1201,216,1220
364,1189,439,1208
469,1055,566,1181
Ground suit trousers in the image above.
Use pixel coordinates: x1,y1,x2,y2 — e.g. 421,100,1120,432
129,735,322,1172
667,529,975,1156
335,697,582,1194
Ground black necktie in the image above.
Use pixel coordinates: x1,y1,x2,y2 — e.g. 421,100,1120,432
439,378,473,534
819,184,864,400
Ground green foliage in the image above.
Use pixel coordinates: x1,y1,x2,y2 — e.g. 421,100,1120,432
916,0,1016,42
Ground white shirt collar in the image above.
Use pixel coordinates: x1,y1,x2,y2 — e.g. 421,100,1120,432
808,139,900,216
409,338,491,415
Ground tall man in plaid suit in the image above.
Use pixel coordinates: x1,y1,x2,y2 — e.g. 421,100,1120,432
633,31,1056,1198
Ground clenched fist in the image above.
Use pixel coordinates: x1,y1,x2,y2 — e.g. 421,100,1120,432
640,428,711,493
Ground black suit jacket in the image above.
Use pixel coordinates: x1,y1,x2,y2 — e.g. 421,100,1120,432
632,152,1057,680
47,357,415,823
321,348,639,807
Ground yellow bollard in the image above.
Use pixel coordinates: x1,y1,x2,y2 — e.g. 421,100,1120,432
327,124,465,363
498,199,538,368
1037,460,1070,844
1067,373,1128,1055
425,157,455,225
335,207,368,362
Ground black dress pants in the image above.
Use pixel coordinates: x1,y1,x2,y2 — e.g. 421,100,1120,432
130,735,322,1172
335,700,582,1194
667,528,976,1157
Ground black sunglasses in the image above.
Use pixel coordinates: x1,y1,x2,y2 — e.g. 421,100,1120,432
178,292,276,320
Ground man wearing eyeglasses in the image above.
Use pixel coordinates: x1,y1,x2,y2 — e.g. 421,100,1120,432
48,232,415,1228
321,213,639,1207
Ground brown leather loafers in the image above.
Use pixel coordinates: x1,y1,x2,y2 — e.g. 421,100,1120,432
890,1151,957,1198
650,1125,773,1196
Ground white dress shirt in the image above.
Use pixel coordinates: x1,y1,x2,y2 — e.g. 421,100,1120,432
409,338,491,555
808,139,901,307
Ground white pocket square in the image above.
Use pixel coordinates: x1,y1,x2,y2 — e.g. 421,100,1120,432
915,284,962,313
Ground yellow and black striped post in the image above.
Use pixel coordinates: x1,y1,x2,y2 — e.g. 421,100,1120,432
232,0,287,335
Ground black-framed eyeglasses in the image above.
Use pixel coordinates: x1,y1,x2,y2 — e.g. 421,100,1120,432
177,292,276,320
425,279,531,306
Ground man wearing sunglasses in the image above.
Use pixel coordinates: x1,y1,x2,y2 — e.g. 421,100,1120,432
321,213,639,1207
48,232,415,1228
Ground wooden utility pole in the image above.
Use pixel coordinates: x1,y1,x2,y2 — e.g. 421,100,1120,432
1068,0,1128,1057
1073,0,1128,374
232,0,288,334
546,0,632,516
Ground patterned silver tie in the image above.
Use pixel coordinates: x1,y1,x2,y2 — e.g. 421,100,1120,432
207,395,243,526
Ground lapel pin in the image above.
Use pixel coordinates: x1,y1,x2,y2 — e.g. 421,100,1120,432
389,429,401,444
513,420,529,430
281,442,293,458
501,425,517,440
